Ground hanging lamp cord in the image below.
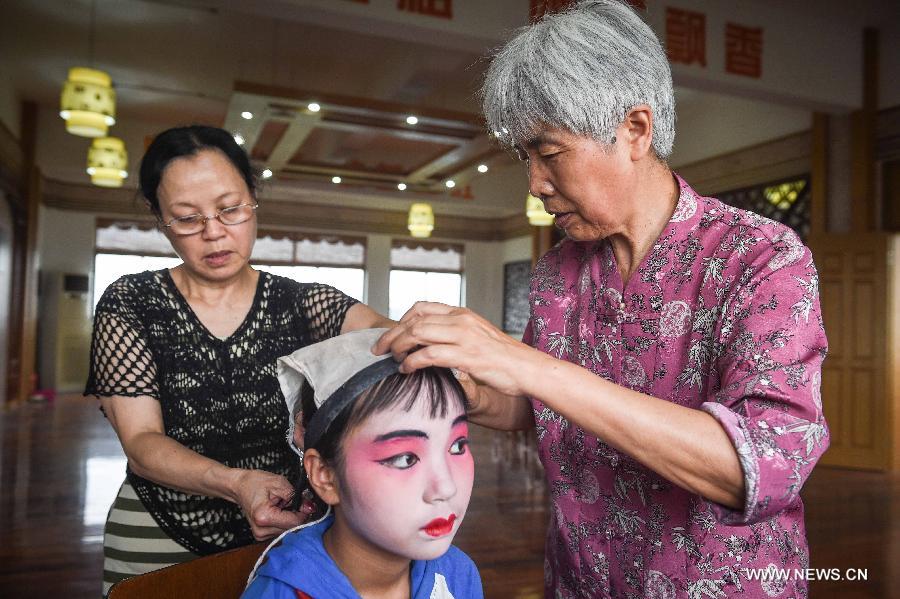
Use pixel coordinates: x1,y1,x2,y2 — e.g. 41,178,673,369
88,0,97,66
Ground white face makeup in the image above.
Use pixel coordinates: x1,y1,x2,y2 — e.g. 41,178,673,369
335,397,474,562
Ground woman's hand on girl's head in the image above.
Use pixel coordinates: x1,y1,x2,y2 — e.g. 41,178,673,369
372,301,542,399
232,469,311,540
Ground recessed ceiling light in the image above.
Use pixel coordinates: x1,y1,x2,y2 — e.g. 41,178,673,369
233,133,245,145
477,164,488,173
406,115,418,125
397,183,407,191
332,176,342,184
262,168,273,179
308,102,321,113
445,180,455,188
241,111,253,120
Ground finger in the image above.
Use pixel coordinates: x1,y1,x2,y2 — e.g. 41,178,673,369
391,318,472,355
268,509,307,530
399,301,457,324
246,510,291,540
447,368,481,409
271,494,292,509
382,322,464,363
372,323,408,356
254,506,308,531
251,528,279,541
268,485,296,503
453,369,473,383
378,326,419,362
372,304,459,355
399,343,469,373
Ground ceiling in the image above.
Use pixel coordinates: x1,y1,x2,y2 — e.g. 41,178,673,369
2,0,838,221
223,83,501,195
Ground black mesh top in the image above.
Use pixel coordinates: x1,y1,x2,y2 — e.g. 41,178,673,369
84,269,357,555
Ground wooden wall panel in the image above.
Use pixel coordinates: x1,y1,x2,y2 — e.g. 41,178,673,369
850,368,874,448
852,281,874,359
822,368,843,446
820,278,844,359
811,233,893,470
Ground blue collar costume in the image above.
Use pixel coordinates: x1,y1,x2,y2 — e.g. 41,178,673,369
241,515,483,599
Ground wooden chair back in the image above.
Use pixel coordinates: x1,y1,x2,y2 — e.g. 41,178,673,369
107,541,267,599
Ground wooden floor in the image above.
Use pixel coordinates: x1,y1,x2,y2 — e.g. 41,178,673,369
0,396,898,598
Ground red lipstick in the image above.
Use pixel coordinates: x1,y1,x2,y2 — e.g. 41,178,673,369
422,514,457,537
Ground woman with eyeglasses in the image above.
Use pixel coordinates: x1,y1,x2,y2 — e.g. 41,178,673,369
84,125,392,597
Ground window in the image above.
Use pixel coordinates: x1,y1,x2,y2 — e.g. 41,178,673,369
388,241,463,320
260,265,364,300
252,233,366,300
93,221,367,309
93,221,180,308
93,253,181,308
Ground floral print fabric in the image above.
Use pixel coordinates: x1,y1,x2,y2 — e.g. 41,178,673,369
525,175,828,598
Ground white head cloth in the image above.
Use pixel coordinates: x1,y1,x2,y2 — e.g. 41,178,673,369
277,327,394,457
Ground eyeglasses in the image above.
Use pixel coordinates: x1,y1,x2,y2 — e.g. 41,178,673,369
161,202,258,236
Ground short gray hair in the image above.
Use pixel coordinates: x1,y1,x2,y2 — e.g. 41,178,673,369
481,0,675,159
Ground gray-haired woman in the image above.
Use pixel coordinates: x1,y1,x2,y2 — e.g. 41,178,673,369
376,1,829,597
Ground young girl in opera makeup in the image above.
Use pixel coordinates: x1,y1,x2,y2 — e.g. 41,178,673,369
242,328,483,599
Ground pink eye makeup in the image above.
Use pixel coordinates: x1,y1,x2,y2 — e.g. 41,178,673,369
345,436,426,478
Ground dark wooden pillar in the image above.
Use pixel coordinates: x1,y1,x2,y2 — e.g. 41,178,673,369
6,101,40,403
850,28,878,233
810,113,828,237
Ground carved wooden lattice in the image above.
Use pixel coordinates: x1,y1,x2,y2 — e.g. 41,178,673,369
717,176,811,240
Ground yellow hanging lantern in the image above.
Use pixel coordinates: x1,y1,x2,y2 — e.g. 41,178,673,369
526,194,554,226
60,67,117,137
86,137,128,188
407,203,434,238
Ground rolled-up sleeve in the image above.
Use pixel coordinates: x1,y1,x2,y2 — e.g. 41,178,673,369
701,241,829,525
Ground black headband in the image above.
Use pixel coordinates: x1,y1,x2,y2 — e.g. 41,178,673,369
303,357,401,450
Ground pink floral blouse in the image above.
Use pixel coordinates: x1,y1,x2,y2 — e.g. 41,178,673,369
524,175,828,598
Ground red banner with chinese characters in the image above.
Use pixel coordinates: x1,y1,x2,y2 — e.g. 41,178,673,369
397,0,453,20
666,6,706,66
725,22,763,78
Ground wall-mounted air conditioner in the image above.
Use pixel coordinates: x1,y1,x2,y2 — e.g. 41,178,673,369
38,271,91,393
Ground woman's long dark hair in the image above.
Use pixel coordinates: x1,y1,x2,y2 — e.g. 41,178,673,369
290,367,468,513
